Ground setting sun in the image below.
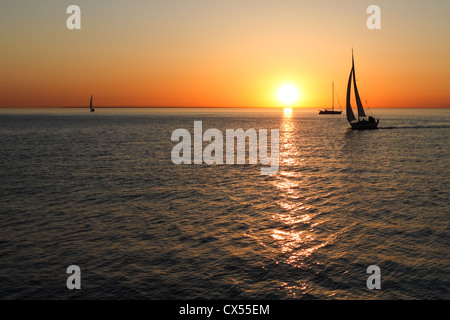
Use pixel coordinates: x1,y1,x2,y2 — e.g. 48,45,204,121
277,84,300,106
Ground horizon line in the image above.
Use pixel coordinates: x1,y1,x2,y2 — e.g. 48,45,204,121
1,106,449,109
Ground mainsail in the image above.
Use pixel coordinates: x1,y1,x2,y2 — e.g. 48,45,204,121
346,66,356,122
352,54,366,118
90,95,93,109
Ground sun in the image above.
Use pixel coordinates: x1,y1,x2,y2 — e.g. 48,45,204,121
277,84,300,106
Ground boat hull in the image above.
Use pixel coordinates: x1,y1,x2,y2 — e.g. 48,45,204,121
319,110,342,114
350,119,379,130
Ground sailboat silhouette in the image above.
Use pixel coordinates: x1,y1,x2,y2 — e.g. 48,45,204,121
319,81,342,114
90,94,95,112
346,50,379,129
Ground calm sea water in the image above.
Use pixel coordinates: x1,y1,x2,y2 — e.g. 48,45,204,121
0,107,449,300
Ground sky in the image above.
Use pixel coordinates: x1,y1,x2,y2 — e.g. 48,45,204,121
1,0,449,108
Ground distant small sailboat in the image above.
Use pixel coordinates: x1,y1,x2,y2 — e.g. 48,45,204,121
319,81,342,114
346,50,379,129
89,94,95,112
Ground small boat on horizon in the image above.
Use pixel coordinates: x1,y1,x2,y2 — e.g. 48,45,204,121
90,94,95,112
346,50,379,130
319,81,342,114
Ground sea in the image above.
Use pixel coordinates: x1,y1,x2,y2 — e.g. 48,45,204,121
0,107,449,300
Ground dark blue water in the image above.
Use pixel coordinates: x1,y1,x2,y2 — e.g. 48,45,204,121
0,107,449,299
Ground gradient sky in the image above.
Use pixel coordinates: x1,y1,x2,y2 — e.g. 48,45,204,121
1,0,449,108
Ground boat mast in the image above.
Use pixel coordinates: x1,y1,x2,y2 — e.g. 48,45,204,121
332,81,334,111
346,52,356,123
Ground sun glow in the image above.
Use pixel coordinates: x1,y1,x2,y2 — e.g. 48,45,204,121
277,84,300,106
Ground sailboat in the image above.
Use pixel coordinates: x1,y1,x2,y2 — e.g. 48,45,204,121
319,81,342,114
89,94,95,112
346,50,379,129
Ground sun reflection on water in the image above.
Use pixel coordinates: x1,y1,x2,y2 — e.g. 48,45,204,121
283,107,293,116
270,108,331,270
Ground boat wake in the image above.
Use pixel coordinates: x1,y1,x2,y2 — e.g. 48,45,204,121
379,125,450,130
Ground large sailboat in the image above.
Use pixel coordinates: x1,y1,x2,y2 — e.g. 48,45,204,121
319,81,342,114
346,51,379,129
89,94,95,112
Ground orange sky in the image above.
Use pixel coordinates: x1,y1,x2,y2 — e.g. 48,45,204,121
1,0,449,108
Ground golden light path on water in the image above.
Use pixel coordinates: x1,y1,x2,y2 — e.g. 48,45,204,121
267,108,366,298
271,108,337,274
